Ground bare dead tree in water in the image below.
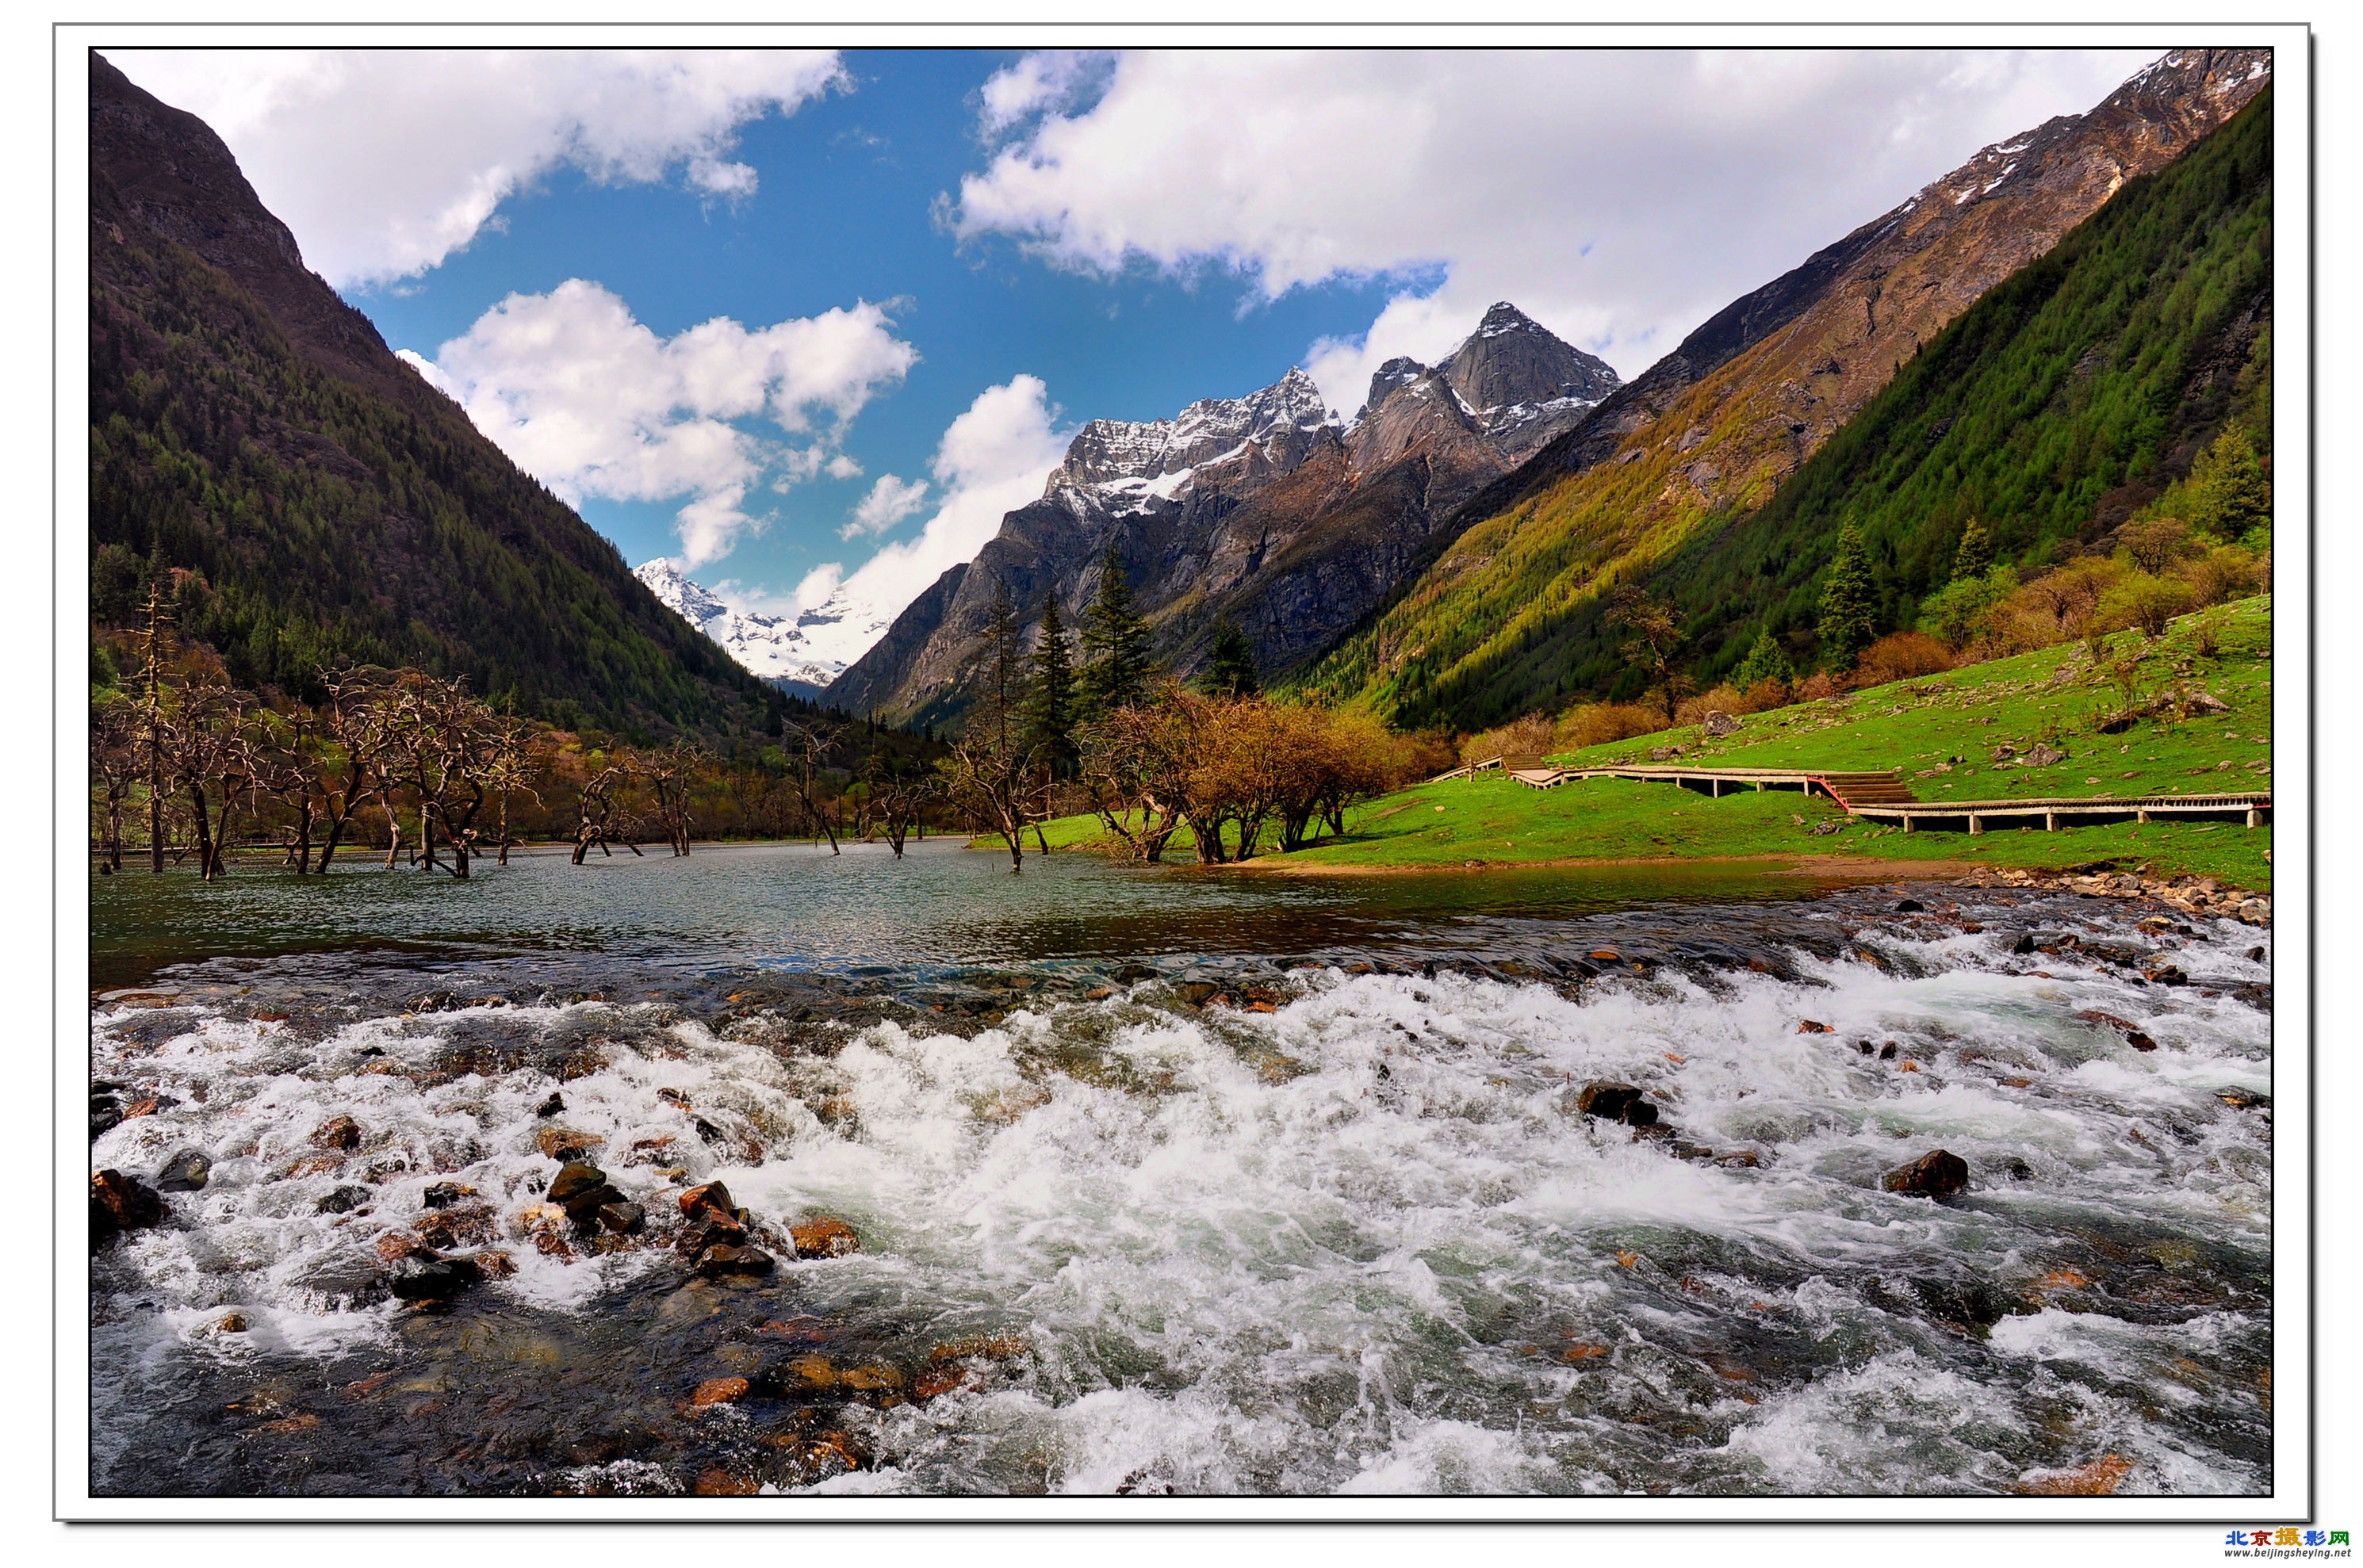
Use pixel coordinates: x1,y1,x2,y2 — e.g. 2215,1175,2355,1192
247,705,322,873
939,725,1039,872
571,752,639,865
162,681,256,881
90,700,140,873
311,666,403,874
641,739,705,856
779,719,843,854
864,751,934,858
387,672,532,879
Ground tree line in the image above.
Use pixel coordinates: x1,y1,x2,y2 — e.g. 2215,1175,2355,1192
91,550,1438,879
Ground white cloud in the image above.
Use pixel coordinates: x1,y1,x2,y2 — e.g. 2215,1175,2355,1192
109,48,846,285
825,376,1073,625
953,48,2155,415
405,279,917,567
844,474,932,539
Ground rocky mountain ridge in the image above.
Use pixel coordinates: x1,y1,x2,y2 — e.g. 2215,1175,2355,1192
829,303,1620,726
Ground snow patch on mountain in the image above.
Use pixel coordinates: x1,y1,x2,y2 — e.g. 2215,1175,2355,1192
1047,365,1339,514
634,559,888,692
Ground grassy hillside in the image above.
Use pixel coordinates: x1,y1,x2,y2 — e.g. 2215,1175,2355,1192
1299,89,2270,730
1047,598,2273,889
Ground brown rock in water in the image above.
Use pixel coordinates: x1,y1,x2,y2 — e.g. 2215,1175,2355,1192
534,1091,564,1119
90,1168,165,1245
596,1201,645,1236
2015,1453,2132,1496
790,1217,861,1259
534,1126,603,1162
2078,1009,2158,1051
312,1115,362,1151
546,1161,611,1208
678,1180,736,1221
1882,1149,1970,1197
1798,1019,1834,1034
692,1469,759,1497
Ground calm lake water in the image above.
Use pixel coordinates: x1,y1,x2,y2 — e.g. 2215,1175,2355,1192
87,843,2273,1498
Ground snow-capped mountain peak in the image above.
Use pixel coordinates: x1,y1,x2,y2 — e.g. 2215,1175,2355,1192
634,559,889,695
1047,366,1340,510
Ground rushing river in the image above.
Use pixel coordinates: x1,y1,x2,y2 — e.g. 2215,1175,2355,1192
86,842,2273,1497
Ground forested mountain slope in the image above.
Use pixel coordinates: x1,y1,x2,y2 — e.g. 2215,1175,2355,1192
87,53,783,740
1296,48,2271,728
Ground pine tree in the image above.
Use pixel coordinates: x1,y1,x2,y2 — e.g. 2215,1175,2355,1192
2187,424,2271,540
1817,522,1879,671
1729,629,1795,693
1024,591,1080,778
1197,619,1261,699
1077,544,1153,719
1950,518,1994,582
984,576,1027,748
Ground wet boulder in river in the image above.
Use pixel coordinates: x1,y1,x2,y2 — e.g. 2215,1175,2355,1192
1882,1149,1970,1197
312,1115,362,1151
548,1161,626,1227
677,1180,737,1222
790,1217,861,1259
1575,1083,1659,1127
154,1149,211,1192
90,1168,164,1245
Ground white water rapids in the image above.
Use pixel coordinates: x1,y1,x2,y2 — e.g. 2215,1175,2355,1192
89,893,2273,1497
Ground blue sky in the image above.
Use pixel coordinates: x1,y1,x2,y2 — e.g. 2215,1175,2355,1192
350,50,1412,586
113,45,2152,630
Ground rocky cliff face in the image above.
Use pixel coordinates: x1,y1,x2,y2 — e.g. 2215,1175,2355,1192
1312,47,2273,727
829,304,1620,726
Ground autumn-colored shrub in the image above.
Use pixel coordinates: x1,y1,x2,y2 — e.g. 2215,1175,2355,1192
1853,632,1955,687
1461,714,1556,766
1556,702,1664,751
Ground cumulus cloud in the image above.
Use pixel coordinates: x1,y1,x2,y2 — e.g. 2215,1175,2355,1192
110,48,845,285
844,474,932,539
403,280,916,566
952,48,2153,414
829,376,1073,625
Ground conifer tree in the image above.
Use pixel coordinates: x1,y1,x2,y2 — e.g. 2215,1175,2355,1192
984,576,1027,748
1077,544,1153,719
1198,619,1261,699
1950,518,1994,582
1817,522,1879,670
2188,424,2271,539
1729,628,1795,693
1024,590,1080,779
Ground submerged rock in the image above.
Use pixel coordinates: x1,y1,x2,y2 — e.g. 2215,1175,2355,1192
548,1161,626,1229
1882,1149,1970,1197
386,1250,482,1302
695,1243,776,1279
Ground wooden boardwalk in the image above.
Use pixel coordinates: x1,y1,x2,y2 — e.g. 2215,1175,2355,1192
1474,760,2269,832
